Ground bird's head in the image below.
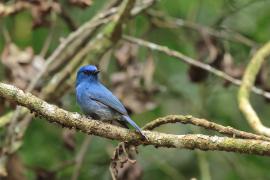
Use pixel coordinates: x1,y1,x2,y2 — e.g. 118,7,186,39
76,65,100,86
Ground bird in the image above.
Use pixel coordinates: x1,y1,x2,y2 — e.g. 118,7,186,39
75,65,147,139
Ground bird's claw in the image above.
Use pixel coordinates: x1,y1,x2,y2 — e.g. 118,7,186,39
136,131,149,141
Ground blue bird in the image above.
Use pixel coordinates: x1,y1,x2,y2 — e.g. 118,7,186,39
76,65,147,139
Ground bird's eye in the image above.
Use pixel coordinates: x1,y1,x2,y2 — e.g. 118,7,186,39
83,70,91,75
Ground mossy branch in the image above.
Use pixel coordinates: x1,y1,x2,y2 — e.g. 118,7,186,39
143,115,270,142
1,82,270,156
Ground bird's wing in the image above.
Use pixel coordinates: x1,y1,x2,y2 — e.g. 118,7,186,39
88,83,128,115
87,83,147,139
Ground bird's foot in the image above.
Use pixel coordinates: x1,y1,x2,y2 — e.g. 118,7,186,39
85,115,92,119
81,114,93,120
137,131,149,141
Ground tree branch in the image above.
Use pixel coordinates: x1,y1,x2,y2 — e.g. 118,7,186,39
238,42,270,136
143,115,270,142
0,2,37,17
1,82,270,156
71,136,92,180
123,35,270,99
146,9,258,47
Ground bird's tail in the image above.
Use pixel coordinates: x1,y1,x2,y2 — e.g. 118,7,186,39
122,115,147,140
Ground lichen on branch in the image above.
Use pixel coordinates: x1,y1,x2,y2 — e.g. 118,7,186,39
1,82,270,156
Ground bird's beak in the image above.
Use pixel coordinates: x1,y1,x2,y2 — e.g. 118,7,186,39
94,70,100,75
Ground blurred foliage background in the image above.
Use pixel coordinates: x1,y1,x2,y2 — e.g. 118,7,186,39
1,0,270,179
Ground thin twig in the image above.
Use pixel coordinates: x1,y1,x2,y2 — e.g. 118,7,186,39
131,0,156,15
41,17,113,99
197,151,211,180
39,12,57,58
59,7,78,31
143,115,270,142
214,0,267,26
0,2,31,17
123,35,270,99
1,26,11,43
238,41,270,137
146,9,258,47
71,136,92,180
109,165,117,180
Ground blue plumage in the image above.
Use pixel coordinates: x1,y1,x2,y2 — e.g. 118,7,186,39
76,65,146,139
